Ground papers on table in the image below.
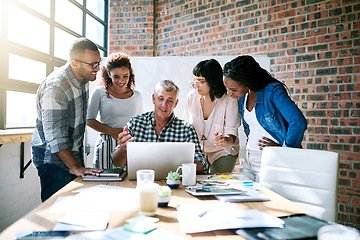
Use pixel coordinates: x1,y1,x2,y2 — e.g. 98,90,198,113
50,185,138,232
50,185,138,213
64,227,186,240
176,203,284,233
215,190,270,202
54,212,110,231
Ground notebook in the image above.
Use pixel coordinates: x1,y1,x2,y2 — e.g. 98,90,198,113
83,168,126,181
127,142,195,180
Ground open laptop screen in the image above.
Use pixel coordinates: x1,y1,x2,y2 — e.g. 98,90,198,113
127,142,195,180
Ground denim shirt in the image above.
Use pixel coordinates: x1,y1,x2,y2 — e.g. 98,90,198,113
239,82,307,148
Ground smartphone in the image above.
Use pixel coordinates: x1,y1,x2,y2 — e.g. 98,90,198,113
15,231,69,239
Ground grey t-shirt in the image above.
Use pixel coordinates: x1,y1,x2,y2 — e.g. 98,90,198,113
87,86,143,128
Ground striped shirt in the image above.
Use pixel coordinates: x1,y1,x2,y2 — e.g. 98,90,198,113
31,62,88,173
125,111,209,172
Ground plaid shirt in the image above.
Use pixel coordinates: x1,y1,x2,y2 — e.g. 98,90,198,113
126,111,209,172
31,62,88,173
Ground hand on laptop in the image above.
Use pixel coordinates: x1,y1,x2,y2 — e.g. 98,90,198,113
117,126,135,152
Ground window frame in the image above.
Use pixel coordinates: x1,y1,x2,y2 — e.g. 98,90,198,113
0,0,108,129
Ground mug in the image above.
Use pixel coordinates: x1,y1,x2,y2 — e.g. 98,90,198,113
176,163,196,186
137,182,159,216
136,169,155,186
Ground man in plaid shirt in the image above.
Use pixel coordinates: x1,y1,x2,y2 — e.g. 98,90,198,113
112,80,209,173
32,38,103,202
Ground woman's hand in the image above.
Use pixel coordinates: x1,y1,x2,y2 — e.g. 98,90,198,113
110,128,123,140
258,137,281,150
214,132,236,148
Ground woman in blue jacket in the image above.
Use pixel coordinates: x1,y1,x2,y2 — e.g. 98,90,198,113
223,55,307,182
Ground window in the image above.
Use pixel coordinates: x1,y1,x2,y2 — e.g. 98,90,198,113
0,0,108,129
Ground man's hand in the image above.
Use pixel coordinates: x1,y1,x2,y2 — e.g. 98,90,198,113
117,126,135,152
57,148,103,177
73,167,103,177
258,137,281,150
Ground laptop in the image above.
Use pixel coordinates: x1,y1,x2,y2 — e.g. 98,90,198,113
127,142,195,180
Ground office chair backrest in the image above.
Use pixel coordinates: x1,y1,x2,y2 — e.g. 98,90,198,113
260,147,339,222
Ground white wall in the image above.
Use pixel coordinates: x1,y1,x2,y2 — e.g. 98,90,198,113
0,142,41,231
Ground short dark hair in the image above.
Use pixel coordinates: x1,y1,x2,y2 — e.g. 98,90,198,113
193,59,226,101
69,38,98,60
223,55,284,92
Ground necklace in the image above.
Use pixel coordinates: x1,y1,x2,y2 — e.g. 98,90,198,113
200,96,216,144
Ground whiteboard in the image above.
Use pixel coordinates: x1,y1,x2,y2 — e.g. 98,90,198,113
129,55,270,116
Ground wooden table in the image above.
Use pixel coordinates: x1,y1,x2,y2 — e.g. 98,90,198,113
0,177,308,239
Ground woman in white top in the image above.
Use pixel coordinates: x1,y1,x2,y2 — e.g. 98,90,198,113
87,53,143,169
183,59,241,173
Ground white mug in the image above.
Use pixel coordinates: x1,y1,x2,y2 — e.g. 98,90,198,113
176,163,196,186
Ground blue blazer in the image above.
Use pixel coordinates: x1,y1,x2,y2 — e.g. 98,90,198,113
239,82,307,148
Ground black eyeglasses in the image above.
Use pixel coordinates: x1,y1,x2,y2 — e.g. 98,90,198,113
75,59,102,69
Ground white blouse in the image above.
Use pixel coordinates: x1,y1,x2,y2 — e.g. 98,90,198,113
183,89,241,164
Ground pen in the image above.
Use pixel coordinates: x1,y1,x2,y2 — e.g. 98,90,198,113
207,174,216,179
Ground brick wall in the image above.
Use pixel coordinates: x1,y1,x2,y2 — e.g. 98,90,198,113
109,0,360,228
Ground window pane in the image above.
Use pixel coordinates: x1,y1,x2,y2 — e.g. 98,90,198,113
8,4,50,53
86,14,104,46
6,91,36,128
8,54,46,84
87,0,105,21
17,0,50,18
0,1,2,37
54,27,77,61
55,0,83,34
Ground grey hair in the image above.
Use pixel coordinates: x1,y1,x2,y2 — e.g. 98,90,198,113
154,80,180,98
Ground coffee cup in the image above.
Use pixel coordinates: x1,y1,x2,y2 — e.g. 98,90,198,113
176,163,196,186
136,169,155,186
137,182,159,216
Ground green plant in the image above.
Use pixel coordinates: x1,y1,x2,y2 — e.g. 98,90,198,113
166,171,180,181
158,186,172,198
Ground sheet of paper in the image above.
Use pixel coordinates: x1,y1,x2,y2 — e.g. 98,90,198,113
177,203,284,233
50,186,138,213
215,190,270,202
197,174,250,181
53,211,110,231
64,227,186,240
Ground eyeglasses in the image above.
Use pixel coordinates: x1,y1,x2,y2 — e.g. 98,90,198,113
75,59,102,69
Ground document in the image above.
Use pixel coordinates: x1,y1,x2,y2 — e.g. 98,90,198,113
50,185,138,213
177,203,284,233
215,190,270,202
64,227,186,240
54,212,110,231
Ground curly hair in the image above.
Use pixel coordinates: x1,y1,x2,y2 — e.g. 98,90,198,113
193,59,226,101
101,52,135,97
223,55,284,92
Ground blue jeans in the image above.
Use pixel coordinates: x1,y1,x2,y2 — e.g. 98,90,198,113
37,164,76,202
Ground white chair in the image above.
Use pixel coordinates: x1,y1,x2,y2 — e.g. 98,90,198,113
260,147,339,222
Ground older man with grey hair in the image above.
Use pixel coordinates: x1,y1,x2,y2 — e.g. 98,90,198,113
112,80,209,172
